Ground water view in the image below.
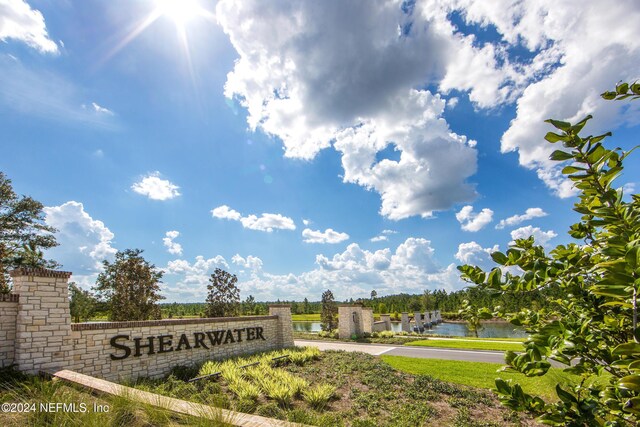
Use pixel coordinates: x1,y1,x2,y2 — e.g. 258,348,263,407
293,321,527,339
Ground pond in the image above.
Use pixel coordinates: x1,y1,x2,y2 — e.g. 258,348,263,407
292,321,527,338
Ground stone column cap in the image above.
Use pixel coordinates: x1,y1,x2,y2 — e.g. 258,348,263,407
338,303,363,307
10,268,72,279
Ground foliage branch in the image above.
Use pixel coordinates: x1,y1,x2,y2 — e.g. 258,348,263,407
458,82,640,426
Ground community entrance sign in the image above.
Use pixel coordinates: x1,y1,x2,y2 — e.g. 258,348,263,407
0,268,293,381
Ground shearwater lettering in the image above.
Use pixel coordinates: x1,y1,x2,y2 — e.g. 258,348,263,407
109,326,267,360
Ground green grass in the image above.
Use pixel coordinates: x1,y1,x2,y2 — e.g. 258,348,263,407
382,355,576,400
407,339,525,352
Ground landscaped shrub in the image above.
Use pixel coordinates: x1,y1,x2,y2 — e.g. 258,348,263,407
227,378,261,401
198,361,222,378
267,381,295,407
256,402,286,420
303,383,336,410
379,331,394,338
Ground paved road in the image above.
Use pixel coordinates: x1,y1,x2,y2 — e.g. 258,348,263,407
295,340,507,364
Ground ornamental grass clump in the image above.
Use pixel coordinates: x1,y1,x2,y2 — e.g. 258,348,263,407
198,361,222,378
219,363,242,385
303,384,336,411
267,381,295,408
227,378,261,401
288,347,321,365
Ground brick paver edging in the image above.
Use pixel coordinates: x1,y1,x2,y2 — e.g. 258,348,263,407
52,369,311,427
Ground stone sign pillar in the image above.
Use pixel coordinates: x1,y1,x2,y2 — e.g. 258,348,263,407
414,311,423,330
11,268,73,374
362,307,374,334
268,304,294,347
339,304,367,339
401,312,410,332
380,314,391,331
0,293,19,368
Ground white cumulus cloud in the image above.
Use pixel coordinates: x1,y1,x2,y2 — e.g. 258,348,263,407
455,205,493,232
131,172,181,201
496,207,548,229
302,228,349,244
43,201,117,274
216,0,640,207
231,254,263,271
161,237,467,301
0,0,58,53
164,255,230,301
455,241,499,269
211,204,296,232
510,225,557,247
217,1,479,220
370,235,388,242
163,230,183,255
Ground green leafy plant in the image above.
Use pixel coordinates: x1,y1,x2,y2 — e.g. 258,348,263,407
458,299,493,338
303,384,336,410
227,378,261,401
458,82,640,426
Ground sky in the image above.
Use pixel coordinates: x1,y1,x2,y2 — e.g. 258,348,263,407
1,0,639,302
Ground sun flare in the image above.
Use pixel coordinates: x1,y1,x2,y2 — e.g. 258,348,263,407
156,0,202,25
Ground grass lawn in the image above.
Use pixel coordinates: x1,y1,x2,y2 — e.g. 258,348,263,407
427,336,527,342
382,355,575,401
407,339,525,352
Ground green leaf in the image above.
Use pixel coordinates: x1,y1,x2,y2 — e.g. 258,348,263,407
562,166,586,174
623,397,640,415
601,91,617,100
491,251,508,265
545,132,566,143
613,342,640,356
626,247,640,269
570,115,592,133
617,82,629,95
619,374,640,392
556,384,577,405
550,150,574,161
494,378,511,395
545,119,572,131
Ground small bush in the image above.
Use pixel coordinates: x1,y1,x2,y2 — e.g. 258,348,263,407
303,383,336,410
227,378,261,401
198,361,222,378
256,402,286,420
268,382,295,408
235,397,257,413
169,364,199,381
379,331,394,338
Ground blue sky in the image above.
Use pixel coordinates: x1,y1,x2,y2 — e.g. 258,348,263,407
1,0,639,302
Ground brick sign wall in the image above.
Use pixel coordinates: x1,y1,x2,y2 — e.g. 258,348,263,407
0,269,293,381
71,315,288,381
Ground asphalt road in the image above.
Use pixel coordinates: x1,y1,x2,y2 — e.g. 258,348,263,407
295,340,507,364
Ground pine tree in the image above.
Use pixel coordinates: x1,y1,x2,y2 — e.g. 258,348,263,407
320,289,337,331
205,268,240,317
94,249,164,321
0,172,58,292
